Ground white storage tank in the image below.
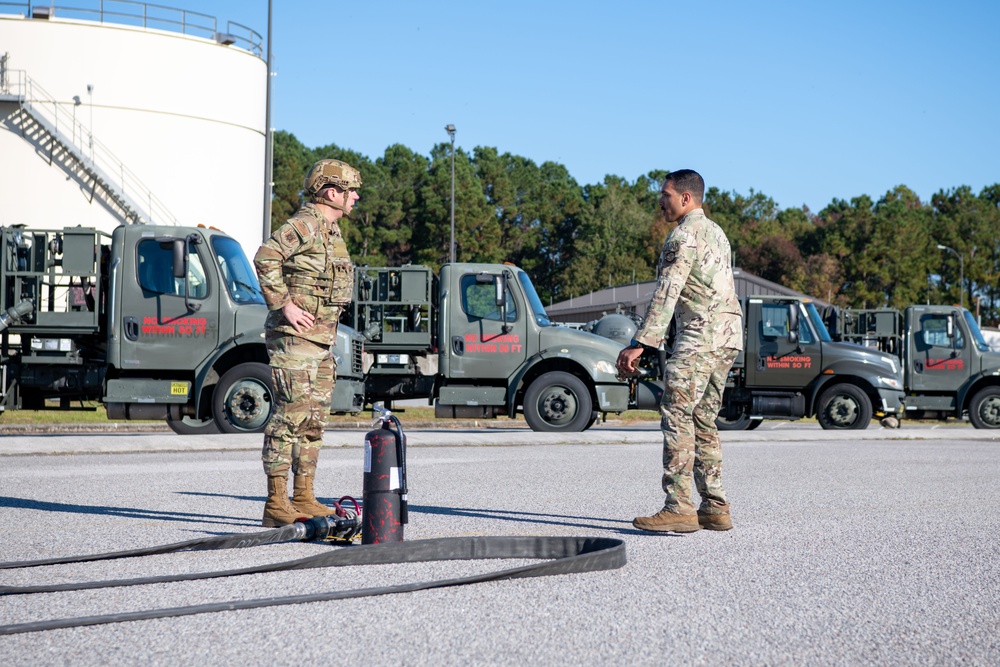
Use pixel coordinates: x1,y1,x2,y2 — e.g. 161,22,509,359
0,2,267,259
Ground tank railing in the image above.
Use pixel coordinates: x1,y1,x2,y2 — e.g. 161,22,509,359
0,68,178,226
226,20,263,57
0,1,263,57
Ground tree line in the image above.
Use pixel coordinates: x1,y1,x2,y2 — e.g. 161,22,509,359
271,131,1000,325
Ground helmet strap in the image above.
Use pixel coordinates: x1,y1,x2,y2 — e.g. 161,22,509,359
312,188,349,216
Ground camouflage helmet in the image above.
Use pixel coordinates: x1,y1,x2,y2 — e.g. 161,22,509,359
304,159,362,196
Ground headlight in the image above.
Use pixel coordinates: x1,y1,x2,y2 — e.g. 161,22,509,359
877,376,901,389
880,356,898,374
595,360,617,375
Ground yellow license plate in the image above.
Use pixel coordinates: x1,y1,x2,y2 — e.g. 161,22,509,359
170,382,188,396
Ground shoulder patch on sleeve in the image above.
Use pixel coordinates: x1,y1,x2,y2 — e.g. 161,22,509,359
663,240,681,265
289,216,315,243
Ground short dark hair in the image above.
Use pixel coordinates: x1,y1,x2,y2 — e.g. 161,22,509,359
664,169,705,202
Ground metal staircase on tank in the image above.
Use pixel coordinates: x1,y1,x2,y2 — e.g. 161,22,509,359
0,60,177,226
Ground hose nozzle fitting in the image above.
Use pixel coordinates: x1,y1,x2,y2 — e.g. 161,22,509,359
0,299,33,333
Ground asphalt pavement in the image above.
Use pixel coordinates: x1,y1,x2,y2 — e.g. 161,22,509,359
0,421,997,666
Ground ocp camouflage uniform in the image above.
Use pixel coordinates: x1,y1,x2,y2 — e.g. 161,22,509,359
633,208,743,516
254,202,354,481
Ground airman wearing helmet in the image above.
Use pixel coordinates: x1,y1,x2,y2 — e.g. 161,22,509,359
304,159,363,213
252,158,361,529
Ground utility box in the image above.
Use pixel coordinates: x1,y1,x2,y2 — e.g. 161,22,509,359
352,266,435,350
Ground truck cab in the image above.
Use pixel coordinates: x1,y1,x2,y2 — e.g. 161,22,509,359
833,305,1000,428
570,295,906,430
348,263,630,431
718,297,905,429
105,224,365,432
0,224,365,434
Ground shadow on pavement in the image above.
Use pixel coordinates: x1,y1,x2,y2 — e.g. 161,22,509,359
0,495,255,528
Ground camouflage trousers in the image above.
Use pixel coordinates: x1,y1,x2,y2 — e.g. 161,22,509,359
658,346,740,515
262,332,337,479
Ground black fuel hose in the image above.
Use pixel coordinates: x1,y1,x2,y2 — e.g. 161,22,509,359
0,522,310,569
0,535,625,636
1,519,361,596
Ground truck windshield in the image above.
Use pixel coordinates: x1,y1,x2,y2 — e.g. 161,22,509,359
804,302,833,342
212,236,265,305
963,310,991,352
518,272,552,327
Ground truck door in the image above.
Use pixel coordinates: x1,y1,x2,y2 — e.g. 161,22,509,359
909,311,970,393
115,236,221,372
445,269,528,380
745,301,821,388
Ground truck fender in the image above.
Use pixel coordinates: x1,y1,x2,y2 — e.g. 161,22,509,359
804,372,876,416
507,346,624,416
958,372,1000,414
190,326,269,416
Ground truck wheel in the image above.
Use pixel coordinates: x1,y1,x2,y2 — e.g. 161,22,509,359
816,383,871,430
167,416,221,435
968,387,1000,429
584,411,599,430
523,371,593,432
716,412,752,431
213,362,274,434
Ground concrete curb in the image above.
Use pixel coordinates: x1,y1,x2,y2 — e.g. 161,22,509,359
0,419,543,435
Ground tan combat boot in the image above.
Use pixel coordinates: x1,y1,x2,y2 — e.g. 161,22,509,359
632,509,701,533
262,476,311,527
292,475,337,517
697,512,733,531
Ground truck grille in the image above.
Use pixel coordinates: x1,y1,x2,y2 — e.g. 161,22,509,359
352,338,364,375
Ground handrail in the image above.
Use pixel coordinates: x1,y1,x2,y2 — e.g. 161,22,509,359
0,1,264,57
0,68,178,226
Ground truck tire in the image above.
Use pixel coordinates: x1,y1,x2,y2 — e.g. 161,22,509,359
167,416,221,435
968,387,1000,429
213,362,274,434
716,412,753,431
816,383,871,430
523,371,593,432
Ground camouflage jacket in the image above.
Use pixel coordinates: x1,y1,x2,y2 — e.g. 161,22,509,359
253,203,354,345
634,208,743,353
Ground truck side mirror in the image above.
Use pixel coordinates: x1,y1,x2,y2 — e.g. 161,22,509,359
182,234,202,312
787,304,799,344
475,272,507,308
495,274,506,307
947,314,954,339
172,239,185,279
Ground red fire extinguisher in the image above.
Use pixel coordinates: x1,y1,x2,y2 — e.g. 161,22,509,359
361,407,408,544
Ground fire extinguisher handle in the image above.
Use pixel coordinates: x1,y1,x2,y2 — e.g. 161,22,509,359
391,417,409,522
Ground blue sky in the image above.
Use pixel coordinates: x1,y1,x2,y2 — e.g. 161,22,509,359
198,0,997,213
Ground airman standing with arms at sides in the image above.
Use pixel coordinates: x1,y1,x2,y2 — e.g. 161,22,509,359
617,169,743,533
253,159,360,527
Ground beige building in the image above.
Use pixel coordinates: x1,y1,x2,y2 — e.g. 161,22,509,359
546,268,827,325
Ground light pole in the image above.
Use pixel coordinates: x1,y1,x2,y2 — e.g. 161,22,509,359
86,83,93,162
445,124,456,264
262,0,274,243
936,244,964,310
